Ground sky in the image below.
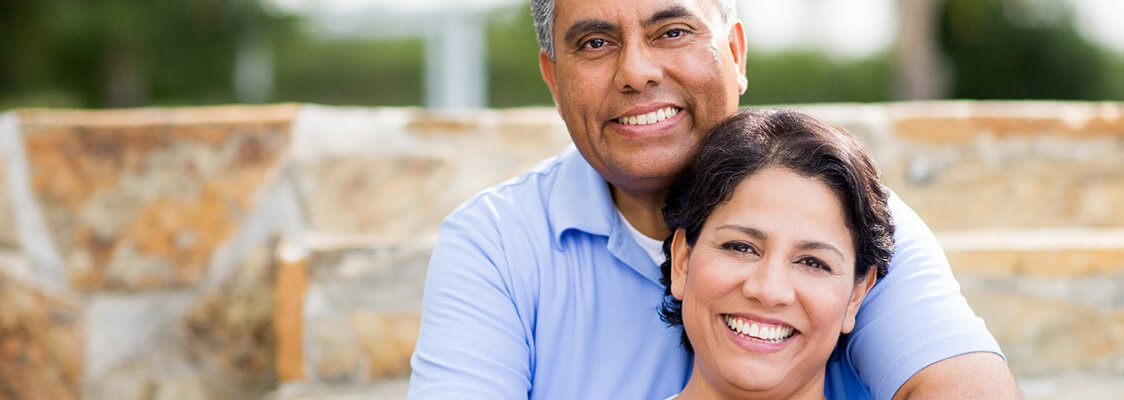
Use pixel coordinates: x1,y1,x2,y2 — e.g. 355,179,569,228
269,0,1124,56
739,0,1124,58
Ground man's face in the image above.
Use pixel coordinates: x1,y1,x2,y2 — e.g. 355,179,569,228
540,0,747,195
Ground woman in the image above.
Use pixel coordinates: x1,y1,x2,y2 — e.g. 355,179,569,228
659,109,895,399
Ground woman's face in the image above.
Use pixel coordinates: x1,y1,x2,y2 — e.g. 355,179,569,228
670,166,876,399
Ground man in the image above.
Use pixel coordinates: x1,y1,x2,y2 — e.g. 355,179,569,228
408,0,1021,398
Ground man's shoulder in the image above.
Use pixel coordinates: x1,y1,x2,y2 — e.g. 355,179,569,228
445,149,578,229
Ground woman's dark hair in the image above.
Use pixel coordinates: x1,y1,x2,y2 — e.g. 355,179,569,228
658,108,895,353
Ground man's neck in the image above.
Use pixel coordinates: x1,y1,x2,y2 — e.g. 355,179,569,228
610,185,670,240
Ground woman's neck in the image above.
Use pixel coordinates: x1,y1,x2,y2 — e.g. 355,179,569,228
675,362,827,400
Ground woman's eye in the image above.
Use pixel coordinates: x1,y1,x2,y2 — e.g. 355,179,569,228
798,257,831,272
721,241,756,255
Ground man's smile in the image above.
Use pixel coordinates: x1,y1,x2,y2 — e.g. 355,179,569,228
616,106,682,126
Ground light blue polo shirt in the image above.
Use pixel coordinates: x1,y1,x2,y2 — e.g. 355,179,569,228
408,146,1003,400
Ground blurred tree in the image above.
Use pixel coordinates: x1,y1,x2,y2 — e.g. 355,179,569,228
895,0,946,100
742,51,894,105
938,0,1115,100
485,5,554,107
0,0,297,109
273,37,425,106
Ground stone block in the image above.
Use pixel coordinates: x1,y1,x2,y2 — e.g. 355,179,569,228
290,107,569,235
0,159,17,249
295,156,453,235
305,313,363,383
963,290,1124,376
351,312,420,380
306,238,431,311
940,229,1124,278
84,292,194,384
180,242,278,396
885,140,1124,230
1019,374,1124,400
83,241,281,399
0,270,82,400
889,102,1124,145
302,238,431,383
946,232,1124,376
17,105,296,291
270,380,409,400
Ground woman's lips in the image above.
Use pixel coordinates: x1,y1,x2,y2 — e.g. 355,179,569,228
723,314,796,344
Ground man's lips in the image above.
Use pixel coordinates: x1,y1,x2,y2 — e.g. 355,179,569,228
614,106,682,126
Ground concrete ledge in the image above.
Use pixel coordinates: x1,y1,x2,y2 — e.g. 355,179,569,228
940,229,1124,277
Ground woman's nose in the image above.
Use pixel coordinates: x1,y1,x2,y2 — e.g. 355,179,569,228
741,255,796,307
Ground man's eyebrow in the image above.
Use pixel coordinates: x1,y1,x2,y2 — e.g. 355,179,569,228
563,19,617,45
645,6,696,27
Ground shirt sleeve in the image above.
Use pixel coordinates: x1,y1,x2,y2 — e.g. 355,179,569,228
848,191,1005,400
407,203,534,399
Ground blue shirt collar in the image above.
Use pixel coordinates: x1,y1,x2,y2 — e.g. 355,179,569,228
547,146,663,284
548,146,615,245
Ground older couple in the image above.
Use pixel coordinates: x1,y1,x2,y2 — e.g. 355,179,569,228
408,0,1020,398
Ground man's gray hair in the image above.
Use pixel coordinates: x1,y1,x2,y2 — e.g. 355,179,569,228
532,0,738,60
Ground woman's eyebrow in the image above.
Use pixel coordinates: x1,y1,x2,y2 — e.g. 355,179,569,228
715,224,768,241
796,240,844,260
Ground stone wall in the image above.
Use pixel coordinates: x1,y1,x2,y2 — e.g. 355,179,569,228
0,102,1120,399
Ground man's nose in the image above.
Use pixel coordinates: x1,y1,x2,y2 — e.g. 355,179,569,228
613,41,663,92
741,255,796,308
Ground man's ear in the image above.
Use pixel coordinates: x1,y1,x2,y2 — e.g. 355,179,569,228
539,50,561,107
841,268,877,334
726,20,748,94
670,228,692,301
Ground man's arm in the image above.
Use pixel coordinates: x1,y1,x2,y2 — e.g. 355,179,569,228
893,352,1021,400
848,192,1020,399
407,205,533,399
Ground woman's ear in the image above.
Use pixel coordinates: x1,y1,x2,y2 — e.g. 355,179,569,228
841,268,877,335
670,228,691,300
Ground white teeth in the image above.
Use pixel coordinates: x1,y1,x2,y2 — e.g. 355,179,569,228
617,107,679,126
724,315,794,344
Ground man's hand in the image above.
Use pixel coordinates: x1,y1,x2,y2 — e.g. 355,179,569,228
893,352,1021,400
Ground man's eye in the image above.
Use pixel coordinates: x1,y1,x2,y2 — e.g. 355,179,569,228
583,38,608,49
663,29,689,38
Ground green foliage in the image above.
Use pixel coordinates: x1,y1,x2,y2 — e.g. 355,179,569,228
486,6,554,107
0,0,297,109
939,0,1119,100
3,0,1120,109
742,51,893,105
274,37,424,106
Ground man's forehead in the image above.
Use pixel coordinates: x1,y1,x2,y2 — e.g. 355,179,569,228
553,0,717,25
